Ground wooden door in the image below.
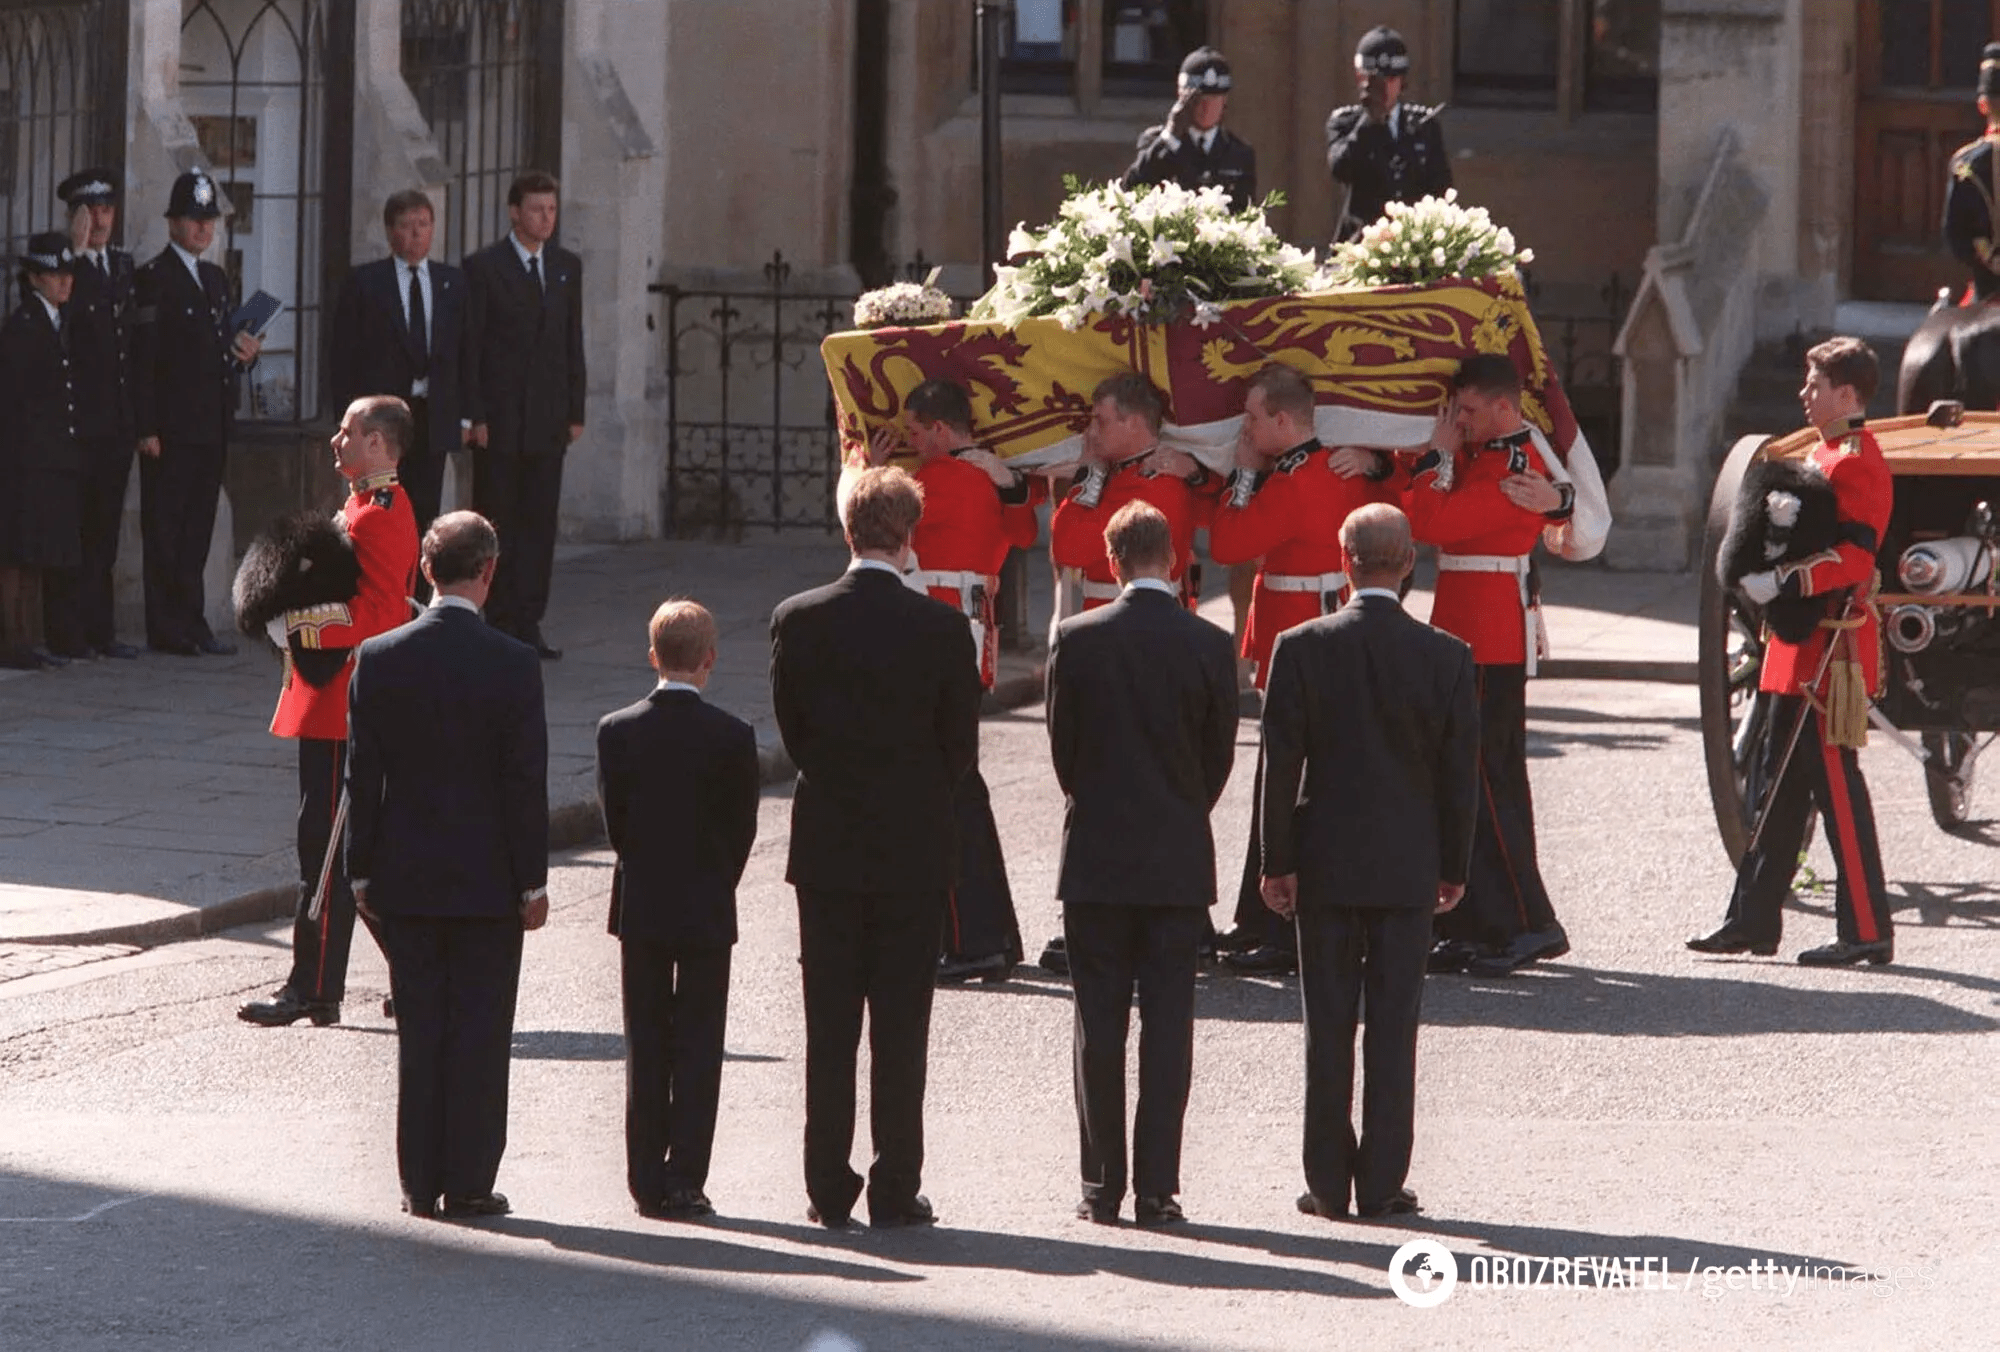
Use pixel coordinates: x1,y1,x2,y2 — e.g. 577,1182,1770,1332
1854,0,1998,301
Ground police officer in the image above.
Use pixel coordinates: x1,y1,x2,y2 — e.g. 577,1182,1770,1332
0,235,83,671
1945,44,2000,302
131,168,260,656
44,168,140,660
1325,25,1452,242
1121,47,1257,213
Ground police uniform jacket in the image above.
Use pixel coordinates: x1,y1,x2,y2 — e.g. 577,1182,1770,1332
1208,440,1399,686
1756,417,1892,699
1121,125,1257,212
461,237,586,458
1325,100,1452,238
131,247,240,445
268,472,420,742
1946,135,2000,300
65,246,134,446
0,296,81,475
1402,432,1561,666
1049,454,1215,606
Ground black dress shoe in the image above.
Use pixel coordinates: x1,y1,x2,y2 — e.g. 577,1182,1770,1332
870,1195,937,1229
1134,1196,1185,1227
938,952,1012,985
522,631,562,661
648,1188,714,1219
401,1193,437,1219
237,989,340,1027
101,641,141,660
49,645,98,661
440,1192,510,1218
1466,926,1570,976
1214,926,1262,955
1685,924,1778,957
806,1202,856,1229
1075,1197,1120,1224
149,639,200,656
31,648,69,668
1296,1192,1348,1221
196,636,237,656
1221,943,1298,976
1426,938,1477,974
1037,937,1070,977
1357,1187,1421,1219
1797,938,1893,967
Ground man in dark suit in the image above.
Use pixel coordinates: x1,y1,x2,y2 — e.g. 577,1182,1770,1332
347,511,549,1220
462,171,584,659
131,168,261,656
770,466,982,1230
1259,504,1478,1222
329,189,467,538
597,598,760,1221
45,168,139,659
1047,499,1238,1227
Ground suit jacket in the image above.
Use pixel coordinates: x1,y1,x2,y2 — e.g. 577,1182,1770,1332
597,687,761,946
65,247,134,446
1259,594,1478,910
461,237,585,457
329,256,467,454
0,298,80,474
771,565,982,893
345,603,549,918
130,247,239,444
1046,585,1238,908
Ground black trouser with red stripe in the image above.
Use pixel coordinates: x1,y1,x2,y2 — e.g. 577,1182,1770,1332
1440,663,1557,947
287,737,381,1003
1723,694,1893,947
944,764,1022,962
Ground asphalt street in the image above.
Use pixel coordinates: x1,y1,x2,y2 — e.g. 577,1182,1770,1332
2,679,1998,1350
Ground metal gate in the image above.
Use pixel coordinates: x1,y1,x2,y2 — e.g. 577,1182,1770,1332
399,0,563,265
0,0,125,254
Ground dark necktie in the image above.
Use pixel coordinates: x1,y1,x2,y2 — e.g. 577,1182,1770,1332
407,264,428,375
526,253,541,292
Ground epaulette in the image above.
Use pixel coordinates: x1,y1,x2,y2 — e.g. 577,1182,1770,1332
1327,103,1364,128
1274,445,1313,473
1402,101,1439,121
1953,138,1992,171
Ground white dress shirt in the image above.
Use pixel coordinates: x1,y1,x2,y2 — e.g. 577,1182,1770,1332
1352,587,1401,604
168,240,205,289
654,679,703,696
37,294,62,331
509,233,544,289
848,557,903,577
397,255,433,397
430,593,481,614
1124,577,1177,597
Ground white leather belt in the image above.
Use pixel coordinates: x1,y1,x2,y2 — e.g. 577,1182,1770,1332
1437,553,1544,676
909,569,997,600
1262,570,1348,594
1079,579,1123,601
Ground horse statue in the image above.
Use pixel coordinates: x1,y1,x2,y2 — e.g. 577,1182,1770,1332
1897,288,2000,414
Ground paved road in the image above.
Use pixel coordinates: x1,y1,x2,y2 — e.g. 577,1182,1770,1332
3,680,1997,1349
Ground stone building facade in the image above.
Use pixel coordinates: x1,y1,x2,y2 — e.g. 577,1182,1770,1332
0,0,1979,617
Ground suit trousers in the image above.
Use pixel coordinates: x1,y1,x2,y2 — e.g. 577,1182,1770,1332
621,940,732,1207
376,912,524,1206
1723,695,1893,947
139,437,224,648
1441,663,1556,946
42,436,132,654
472,445,564,637
944,767,1022,961
1063,901,1205,1203
795,887,944,1219
1296,904,1432,1211
400,400,446,540
286,738,380,1003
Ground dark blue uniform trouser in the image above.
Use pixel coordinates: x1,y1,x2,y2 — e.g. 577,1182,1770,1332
139,437,224,647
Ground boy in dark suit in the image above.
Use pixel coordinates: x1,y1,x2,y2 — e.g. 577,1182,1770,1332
596,599,760,1220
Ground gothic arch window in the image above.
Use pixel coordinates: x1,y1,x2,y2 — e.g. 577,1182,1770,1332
180,0,327,423
0,1,124,254
400,0,563,265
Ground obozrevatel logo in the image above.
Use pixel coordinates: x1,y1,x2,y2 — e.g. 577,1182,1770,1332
1388,1239,1459,1308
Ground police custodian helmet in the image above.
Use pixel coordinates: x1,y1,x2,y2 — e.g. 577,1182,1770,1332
165,168,223,220
1355,25,1412,76
1178,46,1233,95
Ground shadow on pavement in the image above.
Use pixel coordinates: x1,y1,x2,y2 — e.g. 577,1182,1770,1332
507,1029,784,1063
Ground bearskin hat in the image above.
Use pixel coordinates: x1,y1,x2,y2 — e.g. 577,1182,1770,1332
232,510,362,637
1716,453,1842,644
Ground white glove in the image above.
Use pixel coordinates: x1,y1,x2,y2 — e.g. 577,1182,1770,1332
1739,570,1780,605
264,616,289,651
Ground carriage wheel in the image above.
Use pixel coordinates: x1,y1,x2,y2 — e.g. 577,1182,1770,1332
1698,436,1777,867
1922,731,1981,830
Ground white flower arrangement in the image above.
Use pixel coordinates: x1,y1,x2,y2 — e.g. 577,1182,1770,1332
972,176,1318,331
853,277,955,329
1316,189,1534,290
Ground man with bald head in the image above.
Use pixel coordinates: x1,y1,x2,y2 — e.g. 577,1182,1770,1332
1257,503,1477,1222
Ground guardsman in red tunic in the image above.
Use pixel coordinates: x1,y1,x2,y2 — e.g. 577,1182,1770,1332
1690,338,1896,966
867,378,1034,984
1208,363,1398,974
1049,372,1215,615
240,397,420,1026
1404,355,1574,977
